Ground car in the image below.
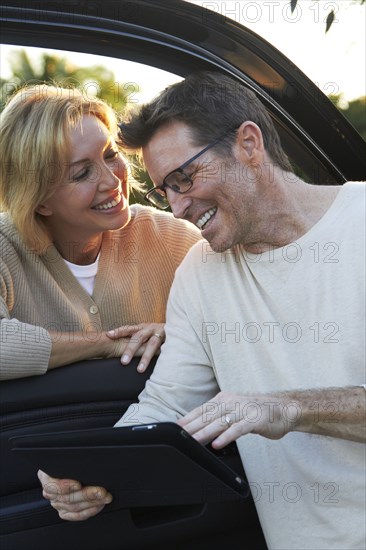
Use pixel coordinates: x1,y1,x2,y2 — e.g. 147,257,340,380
0,1,365,549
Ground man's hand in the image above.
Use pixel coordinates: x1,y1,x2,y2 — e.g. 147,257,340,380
178,386,366,448
38,470,112,521
177,391,298,449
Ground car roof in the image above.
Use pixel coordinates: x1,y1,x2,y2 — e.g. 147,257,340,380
1,0,365,181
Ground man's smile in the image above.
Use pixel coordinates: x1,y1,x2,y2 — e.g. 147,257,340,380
196,207,217,230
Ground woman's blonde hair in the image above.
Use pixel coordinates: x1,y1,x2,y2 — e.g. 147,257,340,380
0,84,120,253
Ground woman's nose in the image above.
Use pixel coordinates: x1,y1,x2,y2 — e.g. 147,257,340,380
97,161,121,190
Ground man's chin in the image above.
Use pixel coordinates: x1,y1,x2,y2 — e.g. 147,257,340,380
208,238,233,254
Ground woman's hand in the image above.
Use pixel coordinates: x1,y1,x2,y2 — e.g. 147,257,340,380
106,323,165,373
38,470,112,521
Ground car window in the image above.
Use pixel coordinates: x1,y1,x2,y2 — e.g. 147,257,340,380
0,43,185,204
0,44,182,108
0,43,337,197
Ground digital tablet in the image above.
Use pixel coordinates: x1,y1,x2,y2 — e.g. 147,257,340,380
10,422,249,507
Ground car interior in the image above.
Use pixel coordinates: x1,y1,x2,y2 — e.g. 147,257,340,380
1,1,365,549
1,357,267,549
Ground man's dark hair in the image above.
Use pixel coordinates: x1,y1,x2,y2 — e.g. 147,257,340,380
119,71,293,172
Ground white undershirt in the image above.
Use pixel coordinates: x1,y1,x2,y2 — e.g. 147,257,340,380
63,254,100,295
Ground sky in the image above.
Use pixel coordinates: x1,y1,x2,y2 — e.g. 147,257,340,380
186,0,366,104
1,0,365,105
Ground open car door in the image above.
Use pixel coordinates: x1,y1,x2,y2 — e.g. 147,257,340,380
1,1,365,548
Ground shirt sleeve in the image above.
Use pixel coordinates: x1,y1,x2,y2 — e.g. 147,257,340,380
114,257,219,426
150,209,202,268
0,288,52,380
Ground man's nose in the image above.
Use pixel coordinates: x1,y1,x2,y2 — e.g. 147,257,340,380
166,188,192,219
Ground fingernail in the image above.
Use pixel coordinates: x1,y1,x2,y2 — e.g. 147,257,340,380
121,354,129,364
107,330,115,336
137,363,145,373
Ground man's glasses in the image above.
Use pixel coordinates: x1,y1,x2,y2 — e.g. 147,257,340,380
144,127,237,210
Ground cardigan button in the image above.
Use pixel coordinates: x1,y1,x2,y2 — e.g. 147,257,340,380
89,305,99,314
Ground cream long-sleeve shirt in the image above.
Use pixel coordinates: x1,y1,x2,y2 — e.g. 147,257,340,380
117,182,366,549
0,204,200,380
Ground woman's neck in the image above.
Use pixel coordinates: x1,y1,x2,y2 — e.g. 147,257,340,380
54,235,103,265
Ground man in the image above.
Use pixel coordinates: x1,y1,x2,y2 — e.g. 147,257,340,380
39,72,365,549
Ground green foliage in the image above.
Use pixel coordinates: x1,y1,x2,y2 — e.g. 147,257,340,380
0,49,147,205
330,94,366,140
340,97,366,140
325,10,335,33
0,49,134,113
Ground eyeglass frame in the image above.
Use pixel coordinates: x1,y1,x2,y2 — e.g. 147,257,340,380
144,126,238,209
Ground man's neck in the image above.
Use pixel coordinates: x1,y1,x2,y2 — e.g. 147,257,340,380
243,180,341,254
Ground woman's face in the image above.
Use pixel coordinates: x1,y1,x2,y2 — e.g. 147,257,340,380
38,115,131,251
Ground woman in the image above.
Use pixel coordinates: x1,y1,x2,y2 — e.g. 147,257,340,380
0,84,200,380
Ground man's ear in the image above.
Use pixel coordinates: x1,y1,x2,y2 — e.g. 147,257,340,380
35,203,53,217
235,121,264,162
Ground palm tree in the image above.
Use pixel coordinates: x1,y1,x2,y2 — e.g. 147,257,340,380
0,49,146,204
0,49,133,113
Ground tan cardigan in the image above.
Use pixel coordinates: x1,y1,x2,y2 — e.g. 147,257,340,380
0,204,201,380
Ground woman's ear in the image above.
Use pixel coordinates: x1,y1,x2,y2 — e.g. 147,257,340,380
235,121,264,162
35,204,53,217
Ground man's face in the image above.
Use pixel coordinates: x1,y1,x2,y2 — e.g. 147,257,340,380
142,121,263,252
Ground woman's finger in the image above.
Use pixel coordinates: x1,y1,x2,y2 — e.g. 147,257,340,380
57,504,107,522
134,333,164,373
38,470,82,495
106,325,142,339
117,324,165,370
